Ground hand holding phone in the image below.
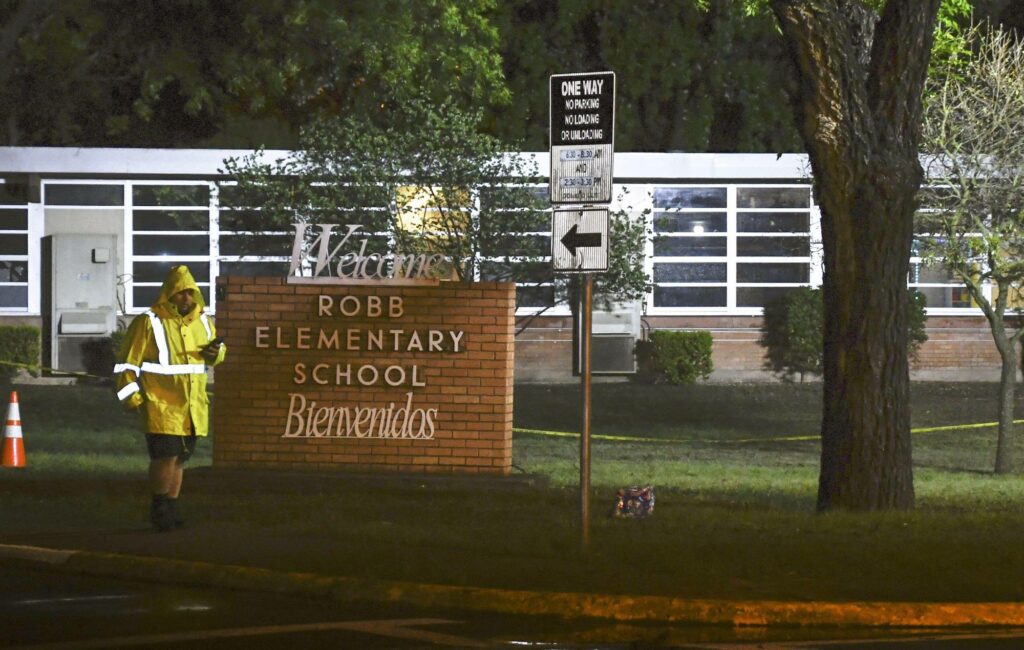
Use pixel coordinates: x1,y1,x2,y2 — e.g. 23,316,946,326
202,336,224,359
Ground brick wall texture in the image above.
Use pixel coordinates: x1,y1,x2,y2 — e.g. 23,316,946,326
515,314,1019,383
212,276,515,475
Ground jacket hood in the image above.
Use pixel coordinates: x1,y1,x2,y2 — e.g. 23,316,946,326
151,265,204,318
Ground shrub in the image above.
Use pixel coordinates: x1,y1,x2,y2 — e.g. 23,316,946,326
82,330,127,380
759,287,929,381
0,325,40,380
907,289,929,361
759,287,823,382
635,330,713,385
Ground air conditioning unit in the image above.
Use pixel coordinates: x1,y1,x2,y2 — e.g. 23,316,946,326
575,301,642,375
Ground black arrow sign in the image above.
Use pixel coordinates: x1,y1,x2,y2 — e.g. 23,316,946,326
560,224,603,256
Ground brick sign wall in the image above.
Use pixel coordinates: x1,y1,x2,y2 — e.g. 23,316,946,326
212,276,514,475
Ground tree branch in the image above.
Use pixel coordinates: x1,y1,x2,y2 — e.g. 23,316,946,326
867,0,941,150
768,0,875,199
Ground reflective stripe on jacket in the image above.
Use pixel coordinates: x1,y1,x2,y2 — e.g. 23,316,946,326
114,266,226,436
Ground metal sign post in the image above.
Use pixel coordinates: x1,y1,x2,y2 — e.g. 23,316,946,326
550,70,615,552
579,273,593,549
550,210,607,552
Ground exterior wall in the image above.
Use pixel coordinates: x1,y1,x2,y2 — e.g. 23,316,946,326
2,148,1019,384
212,277,515,474
514,315,573,383
514,314,1019,383
0,315,40,328
911,316,1016,382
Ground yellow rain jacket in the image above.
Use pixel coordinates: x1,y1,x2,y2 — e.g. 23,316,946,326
114,266,226,436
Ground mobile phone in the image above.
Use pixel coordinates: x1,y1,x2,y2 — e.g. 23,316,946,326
206,336,224,347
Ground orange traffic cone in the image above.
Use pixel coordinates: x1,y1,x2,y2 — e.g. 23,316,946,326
2,390,25,468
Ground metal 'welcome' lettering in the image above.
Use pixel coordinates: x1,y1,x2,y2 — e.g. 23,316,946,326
287,223,449,284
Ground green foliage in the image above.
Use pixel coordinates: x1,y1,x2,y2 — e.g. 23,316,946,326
223,97,651,310
907,289,931,358
225,97,540,281
921,24,1024,472
596,187,653,307
920,26,1024,306
81,330,126,381
2,0,508,146
930,0,974,76
493,1,800,152
0,325,40,379
635,330,714,385
760,288,929,381
0,0,1000,150
759,286,823,382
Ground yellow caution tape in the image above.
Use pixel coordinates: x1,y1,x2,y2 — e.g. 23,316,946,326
910,420,1024,433
0,359,81,376
513,427,687,444
515,419,1024,445
726,434,819,443
6,358,1017,439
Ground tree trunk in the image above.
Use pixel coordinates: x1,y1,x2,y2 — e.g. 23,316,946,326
967,279,1021,474
770,0,940,510
816,167,917,510
993,332,1017,474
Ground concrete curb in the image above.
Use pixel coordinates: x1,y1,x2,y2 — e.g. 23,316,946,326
2,543,1023,627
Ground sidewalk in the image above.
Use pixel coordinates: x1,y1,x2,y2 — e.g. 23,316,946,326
2,468,1024,628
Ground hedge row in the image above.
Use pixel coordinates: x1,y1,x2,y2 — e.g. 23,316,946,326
0,325,40,379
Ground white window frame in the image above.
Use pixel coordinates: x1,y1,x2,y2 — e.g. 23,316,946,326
127,180,217,314
479,183,562,316
645,183,816,316
40,178,129,316
910,201,994,315
0,199,32,313
733,184,815,313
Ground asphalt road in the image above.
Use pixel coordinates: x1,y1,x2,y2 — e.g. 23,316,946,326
2,565,1023,649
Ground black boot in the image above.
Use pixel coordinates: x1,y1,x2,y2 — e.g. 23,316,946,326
166,498,185,529
150,494,174,532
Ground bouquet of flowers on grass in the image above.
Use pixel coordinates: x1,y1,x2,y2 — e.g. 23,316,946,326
613,485,655,518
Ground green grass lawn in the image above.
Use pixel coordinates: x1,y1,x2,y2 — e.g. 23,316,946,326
513,382,1024,510
1,381,1022,602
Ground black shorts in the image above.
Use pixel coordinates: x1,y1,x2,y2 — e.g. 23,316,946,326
145,434,197,463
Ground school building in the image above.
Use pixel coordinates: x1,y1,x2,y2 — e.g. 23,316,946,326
0,147,1007,382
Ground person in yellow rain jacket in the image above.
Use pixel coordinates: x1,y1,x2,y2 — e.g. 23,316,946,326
114,265,226,532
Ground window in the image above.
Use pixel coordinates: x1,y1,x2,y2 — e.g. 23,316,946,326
480,186,554,310
219,181,554,309
217,206,294,260
651,187,729,309
46,184,124,206
650,185,813,311
909,262,975,309
734,187,812,308
910,188,989,311
0,178,29,204
217,182,396,282
129,183,212,309
0,208,27,309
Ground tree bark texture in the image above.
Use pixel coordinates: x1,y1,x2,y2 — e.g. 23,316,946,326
960,278,1020,474
981,280,1023,474
769,0,940,510
995,338,1017,474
